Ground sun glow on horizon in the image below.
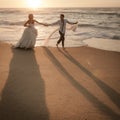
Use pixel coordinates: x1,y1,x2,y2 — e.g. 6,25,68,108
26,0,42,9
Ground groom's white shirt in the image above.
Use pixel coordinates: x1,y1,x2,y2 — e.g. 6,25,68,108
51,19,76,34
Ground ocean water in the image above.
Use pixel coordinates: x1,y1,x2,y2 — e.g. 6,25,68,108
0,7,120,47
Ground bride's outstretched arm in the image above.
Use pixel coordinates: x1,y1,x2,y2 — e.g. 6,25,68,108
35,20,48,26
34,20,59,26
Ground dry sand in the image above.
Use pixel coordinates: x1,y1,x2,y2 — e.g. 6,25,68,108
0,42,120,120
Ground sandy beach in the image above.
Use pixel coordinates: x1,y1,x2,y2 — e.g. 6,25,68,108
0,41,120,120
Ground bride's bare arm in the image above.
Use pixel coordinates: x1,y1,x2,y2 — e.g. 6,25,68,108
35,20,48,26
24,20,29,27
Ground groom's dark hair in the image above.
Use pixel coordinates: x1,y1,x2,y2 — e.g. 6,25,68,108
60,14,64,18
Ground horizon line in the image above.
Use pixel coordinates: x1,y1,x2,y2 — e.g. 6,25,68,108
0,6,120,9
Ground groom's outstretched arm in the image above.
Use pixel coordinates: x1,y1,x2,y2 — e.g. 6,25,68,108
67,20,78,25
47,20,59,26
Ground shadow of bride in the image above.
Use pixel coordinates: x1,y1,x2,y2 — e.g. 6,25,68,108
0,48,49,120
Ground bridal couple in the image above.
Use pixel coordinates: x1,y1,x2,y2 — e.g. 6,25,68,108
14,13,78,50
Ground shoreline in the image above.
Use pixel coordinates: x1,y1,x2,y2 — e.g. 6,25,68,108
1,37,120,52
84,38,120,52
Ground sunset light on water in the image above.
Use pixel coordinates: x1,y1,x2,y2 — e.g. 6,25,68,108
26,0,42,9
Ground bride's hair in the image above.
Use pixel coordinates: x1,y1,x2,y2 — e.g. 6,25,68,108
28,14,34,19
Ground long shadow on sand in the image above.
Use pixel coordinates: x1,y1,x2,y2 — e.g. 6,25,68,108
58,49,120,109
43,47,120,120
0,48,49,120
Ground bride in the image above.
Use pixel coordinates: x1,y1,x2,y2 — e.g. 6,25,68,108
14,14,47,49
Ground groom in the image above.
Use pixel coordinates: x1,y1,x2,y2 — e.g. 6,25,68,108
49,14,78,49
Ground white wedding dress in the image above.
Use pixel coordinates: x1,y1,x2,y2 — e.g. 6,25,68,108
15,24,37,49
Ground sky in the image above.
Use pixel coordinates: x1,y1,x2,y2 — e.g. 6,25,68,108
0,0,120,8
